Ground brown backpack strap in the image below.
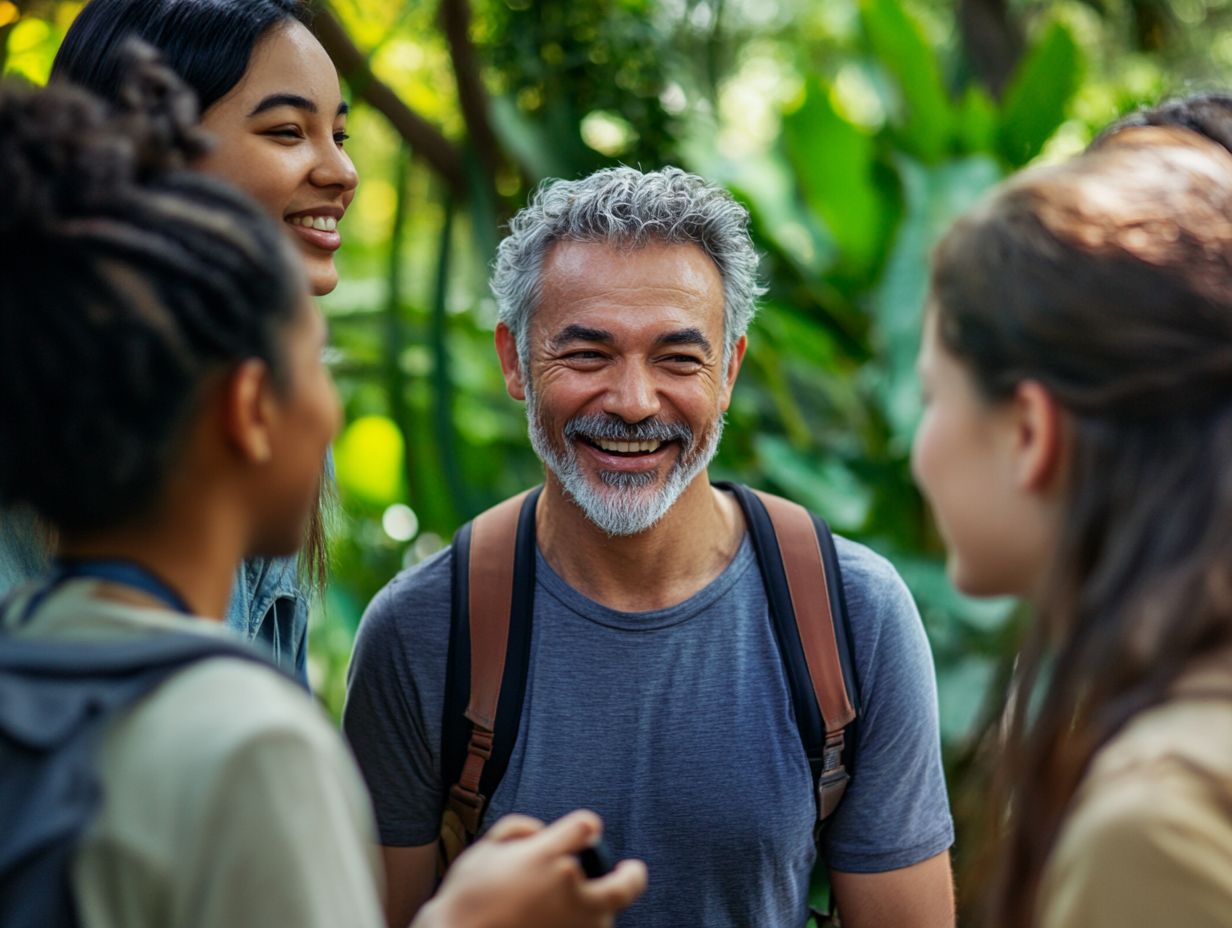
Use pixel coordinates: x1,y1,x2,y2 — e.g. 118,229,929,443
445,490,533,838
752,490,855,819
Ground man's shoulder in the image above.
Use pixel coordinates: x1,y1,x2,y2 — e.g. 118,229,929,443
831,534,916,620
366,546,454,617
352,542,458,665
827,534,931,692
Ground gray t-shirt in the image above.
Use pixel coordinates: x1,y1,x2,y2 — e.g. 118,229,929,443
344,531,953,927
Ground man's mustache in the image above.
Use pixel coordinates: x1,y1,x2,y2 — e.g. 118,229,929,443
563,414,693,446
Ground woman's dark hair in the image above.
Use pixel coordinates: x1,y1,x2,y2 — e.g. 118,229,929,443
0,51,303,536
931,127,1232,928
51,0,308,113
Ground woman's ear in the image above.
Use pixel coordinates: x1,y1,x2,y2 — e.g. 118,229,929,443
495,322,527,401
1012,379,1065,493
221,359,277,463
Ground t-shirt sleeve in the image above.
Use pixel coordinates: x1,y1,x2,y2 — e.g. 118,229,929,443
342,552,453,847
1040,760,1232,928
819,539,955,873
177,716,385,928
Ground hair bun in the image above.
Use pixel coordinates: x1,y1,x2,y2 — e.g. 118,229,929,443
0,41,207,238
111,39,210,175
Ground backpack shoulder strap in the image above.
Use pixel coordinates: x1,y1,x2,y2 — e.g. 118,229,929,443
724,483,859,826
441,487,540,861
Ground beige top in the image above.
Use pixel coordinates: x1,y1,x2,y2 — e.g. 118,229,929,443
1039,652,1232,928
6,579,384,928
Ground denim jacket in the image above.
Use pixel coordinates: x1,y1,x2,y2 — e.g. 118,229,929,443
0,507,310,688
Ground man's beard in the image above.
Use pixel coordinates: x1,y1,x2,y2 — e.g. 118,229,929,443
525,385,725,537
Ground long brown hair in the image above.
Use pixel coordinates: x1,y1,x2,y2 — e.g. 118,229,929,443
930,127,1232,928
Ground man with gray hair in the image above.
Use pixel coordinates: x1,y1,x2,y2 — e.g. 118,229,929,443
344,167,955,928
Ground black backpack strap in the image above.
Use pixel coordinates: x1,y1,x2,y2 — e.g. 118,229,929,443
439,487,540,872
722,482,860,832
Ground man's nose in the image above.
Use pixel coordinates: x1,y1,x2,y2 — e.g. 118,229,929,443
603,363,661,423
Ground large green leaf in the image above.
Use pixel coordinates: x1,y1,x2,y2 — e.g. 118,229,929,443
866,154,1002,450
954,84,999,155
860,0,952,163
754,434,874,533
998,20,1083,166
782,78,890,276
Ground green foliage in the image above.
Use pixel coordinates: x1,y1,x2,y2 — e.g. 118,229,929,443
782,78,891,277
860,0,951,161
998,20,1084,165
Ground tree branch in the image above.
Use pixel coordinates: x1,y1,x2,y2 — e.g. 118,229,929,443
958,0,1024,100
312,7,466,196
439,0,504,182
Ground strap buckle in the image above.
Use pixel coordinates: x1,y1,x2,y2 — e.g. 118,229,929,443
816,731,850,821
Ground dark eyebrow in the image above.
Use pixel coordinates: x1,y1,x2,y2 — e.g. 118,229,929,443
248,93,317,117
549,324,613,350
656,328,713,355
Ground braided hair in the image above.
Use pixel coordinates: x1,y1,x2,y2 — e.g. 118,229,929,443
0,50,302,534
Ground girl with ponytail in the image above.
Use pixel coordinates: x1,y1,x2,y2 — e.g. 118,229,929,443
914,124,1232,927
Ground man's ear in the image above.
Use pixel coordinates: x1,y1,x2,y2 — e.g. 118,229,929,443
222,359,277,463
1012,379,1065,493
495,322,527,401
718,335,748,412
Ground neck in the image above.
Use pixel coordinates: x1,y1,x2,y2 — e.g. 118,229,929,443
57,511,246,621
536,472,745,612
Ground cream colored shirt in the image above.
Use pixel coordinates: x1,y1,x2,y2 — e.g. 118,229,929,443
1040,653,1232,928
6,579,384,928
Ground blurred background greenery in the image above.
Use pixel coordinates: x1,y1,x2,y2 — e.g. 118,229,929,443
5,0,1229,912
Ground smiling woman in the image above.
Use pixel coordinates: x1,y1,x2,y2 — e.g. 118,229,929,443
0,0,356,680
53,0,357,297
191,21,357,296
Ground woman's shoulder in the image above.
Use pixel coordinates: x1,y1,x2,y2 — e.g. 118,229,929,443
119,656,340,763
1040,680,1232,928
89,655,372,870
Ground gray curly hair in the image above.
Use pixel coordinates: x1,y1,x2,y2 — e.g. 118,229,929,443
491,166,763,368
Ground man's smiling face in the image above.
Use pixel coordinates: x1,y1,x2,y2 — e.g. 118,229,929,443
506,239,743,535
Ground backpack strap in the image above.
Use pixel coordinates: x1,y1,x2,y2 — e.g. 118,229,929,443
439,487,540,871
724,483,860,830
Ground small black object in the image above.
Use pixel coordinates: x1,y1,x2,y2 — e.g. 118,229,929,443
576,838,616,879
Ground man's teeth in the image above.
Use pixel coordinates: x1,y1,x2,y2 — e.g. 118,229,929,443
592,438,662,453
290,216,338,232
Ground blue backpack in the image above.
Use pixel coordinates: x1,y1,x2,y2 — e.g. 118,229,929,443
0,629,273,928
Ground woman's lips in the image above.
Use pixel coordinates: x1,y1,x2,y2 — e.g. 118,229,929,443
285,213,342,252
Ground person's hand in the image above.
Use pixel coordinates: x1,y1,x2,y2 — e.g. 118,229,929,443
413,810,647,928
